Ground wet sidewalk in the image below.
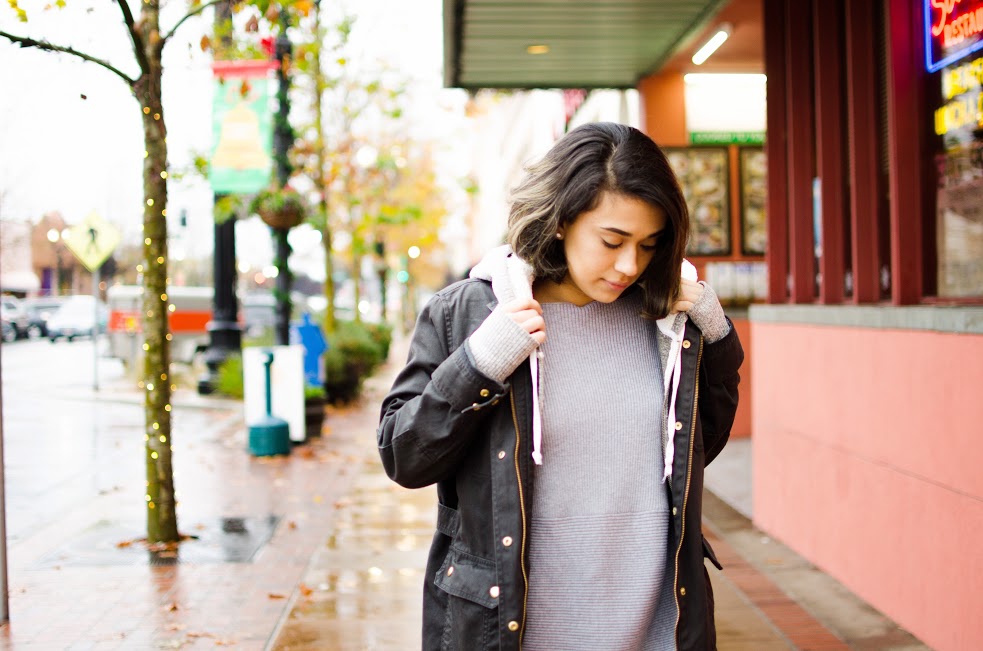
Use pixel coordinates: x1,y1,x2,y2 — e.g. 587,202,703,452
0,335,929,650
269,338,929,651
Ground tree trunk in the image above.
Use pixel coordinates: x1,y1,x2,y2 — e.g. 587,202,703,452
137,14,177,543
313,5,336,335
352,251,362,323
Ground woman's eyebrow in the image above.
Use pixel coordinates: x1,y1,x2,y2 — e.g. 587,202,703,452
600,226,663,239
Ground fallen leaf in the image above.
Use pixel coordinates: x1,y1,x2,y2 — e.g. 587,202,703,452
165,624,186,632
287,521,297,530
187,631,215,638
164,602,180,612
268,593,286,600
299,583,313,597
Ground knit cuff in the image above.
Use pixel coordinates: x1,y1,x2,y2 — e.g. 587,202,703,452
688,282,730,343
468,306,538,382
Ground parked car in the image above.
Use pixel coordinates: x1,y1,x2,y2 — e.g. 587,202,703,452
0,296,29,339
24,296,67,339
1,318,15,343
47,296,108,342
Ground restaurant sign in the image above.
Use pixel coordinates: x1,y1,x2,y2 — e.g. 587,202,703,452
926,0,983,72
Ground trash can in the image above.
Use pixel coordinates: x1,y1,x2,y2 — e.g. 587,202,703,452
247,350,291,456
243,345,305,443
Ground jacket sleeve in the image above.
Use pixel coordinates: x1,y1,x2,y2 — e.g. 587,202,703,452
698,318,744,466
377,294,509,489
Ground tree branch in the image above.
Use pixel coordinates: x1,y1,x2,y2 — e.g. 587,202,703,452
115,0,151,75
162,0,230,44
0,30,136,86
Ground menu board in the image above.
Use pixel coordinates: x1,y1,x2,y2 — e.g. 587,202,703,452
739,148,768,256
665,147,731,256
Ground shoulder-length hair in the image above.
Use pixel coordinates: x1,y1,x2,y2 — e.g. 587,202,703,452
507,122,689,319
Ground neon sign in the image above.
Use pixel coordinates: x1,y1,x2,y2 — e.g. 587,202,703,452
934,56,983,134
926,0,983,72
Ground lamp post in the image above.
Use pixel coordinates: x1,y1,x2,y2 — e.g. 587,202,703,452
272,11,293,346
197,1,243,395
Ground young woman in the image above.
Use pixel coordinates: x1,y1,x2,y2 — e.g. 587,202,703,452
378,122,743,651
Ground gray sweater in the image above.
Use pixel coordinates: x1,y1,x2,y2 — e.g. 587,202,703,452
522,292,677,651
467,283,728,649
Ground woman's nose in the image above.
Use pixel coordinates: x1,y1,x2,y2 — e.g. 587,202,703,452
614,249,638,277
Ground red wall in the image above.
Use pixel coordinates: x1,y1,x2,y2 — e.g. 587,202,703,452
731,317,751,438
751,321,983,651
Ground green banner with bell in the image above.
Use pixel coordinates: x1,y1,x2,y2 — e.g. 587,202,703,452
209,61,276,194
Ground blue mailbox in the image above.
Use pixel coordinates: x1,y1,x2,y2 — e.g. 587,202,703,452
289,312,328,387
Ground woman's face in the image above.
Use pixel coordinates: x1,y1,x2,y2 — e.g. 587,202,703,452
555,192,667,306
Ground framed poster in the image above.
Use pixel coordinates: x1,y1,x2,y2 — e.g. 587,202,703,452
738,148,768,256
665,147,731,256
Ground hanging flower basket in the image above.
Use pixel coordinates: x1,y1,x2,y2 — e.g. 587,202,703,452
250,187,306,230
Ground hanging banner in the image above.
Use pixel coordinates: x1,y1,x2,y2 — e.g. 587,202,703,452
925,0,983,72
210,60,278,194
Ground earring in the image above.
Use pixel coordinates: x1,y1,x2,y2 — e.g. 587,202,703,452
555,232,563,240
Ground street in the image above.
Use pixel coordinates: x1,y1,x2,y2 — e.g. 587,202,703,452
0,337,234,546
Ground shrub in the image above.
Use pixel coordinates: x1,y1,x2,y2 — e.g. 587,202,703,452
364,321,393,362
323,320,386,404
215,354,244,399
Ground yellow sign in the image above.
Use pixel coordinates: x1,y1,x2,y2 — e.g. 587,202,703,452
63,213,121,272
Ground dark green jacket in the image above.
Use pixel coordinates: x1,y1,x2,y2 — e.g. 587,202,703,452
378,278,744,651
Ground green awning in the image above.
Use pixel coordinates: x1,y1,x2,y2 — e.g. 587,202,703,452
443,0,730,89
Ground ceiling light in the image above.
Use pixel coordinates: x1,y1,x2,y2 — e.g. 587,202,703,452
526,44,550,55
683,73,767,87
691,23,732,65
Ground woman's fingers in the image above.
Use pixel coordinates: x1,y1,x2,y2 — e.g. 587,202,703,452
674,279,703,312
673,300,695,313
503,297,542,315
502,299,546,343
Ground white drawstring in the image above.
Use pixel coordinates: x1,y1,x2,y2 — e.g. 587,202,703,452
531,350,543,465
662,326,685,482
660,259,698,482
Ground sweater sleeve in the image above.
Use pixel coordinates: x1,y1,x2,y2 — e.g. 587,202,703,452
467,305,539,382
688,282,730,343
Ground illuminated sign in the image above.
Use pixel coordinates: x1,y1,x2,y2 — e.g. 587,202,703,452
934,56,983,134
926,0,983,72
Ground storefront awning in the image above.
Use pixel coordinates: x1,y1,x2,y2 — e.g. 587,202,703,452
443,0,731,89
0,270,40,293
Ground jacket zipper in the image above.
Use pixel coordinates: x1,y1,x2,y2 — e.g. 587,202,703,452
672,335,703,646
509,387,528,648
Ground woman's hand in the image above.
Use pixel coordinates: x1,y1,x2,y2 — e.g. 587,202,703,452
502,297,546,345
672,278,704,313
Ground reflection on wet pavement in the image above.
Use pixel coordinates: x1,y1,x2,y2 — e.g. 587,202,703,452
271,444,435,650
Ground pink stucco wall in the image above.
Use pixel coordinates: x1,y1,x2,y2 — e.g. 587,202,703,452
751,321,983,651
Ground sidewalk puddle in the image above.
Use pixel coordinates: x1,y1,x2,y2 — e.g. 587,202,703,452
271,450,436,650
32,515,282,568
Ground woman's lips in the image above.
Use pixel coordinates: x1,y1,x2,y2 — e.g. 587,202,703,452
604,280,630,291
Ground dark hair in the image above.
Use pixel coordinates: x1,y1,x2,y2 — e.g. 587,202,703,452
507,122,689,319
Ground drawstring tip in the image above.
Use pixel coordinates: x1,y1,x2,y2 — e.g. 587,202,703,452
531,451,543,465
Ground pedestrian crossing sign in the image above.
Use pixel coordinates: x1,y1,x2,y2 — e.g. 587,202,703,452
63,212,121,272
